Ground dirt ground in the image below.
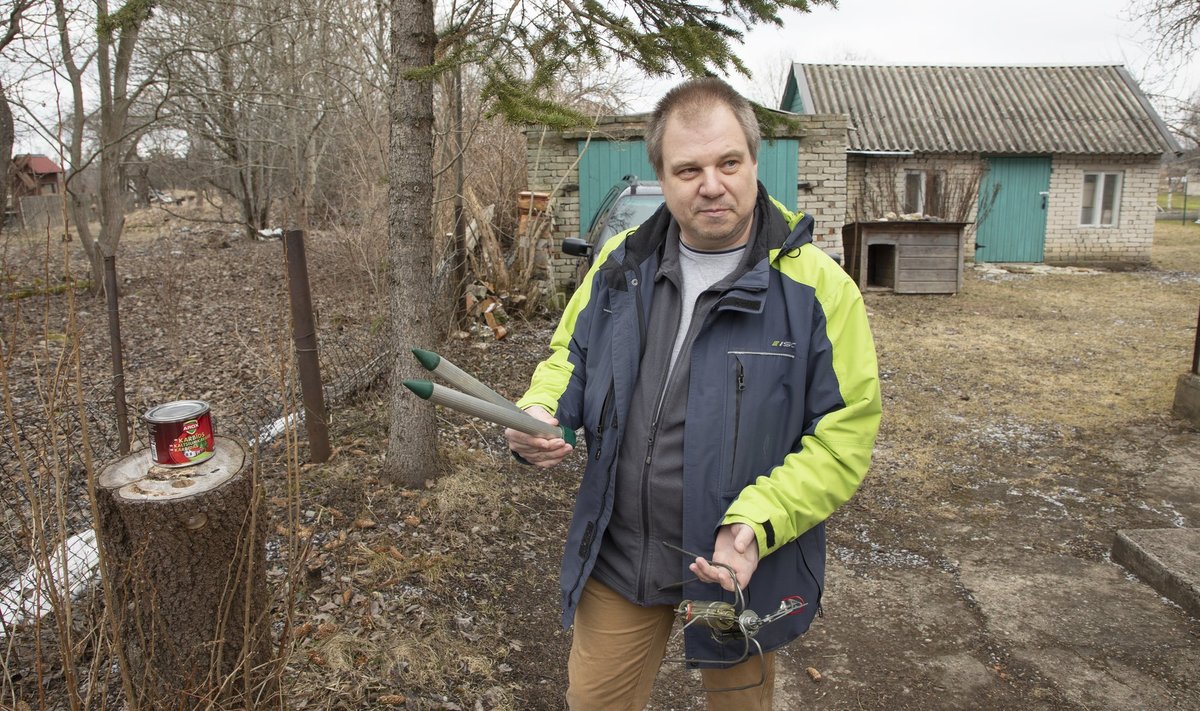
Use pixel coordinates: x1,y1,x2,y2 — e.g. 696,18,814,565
437,224,1200,710
3,213,1200,709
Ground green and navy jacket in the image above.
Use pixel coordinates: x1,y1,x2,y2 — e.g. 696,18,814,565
518,186,882,664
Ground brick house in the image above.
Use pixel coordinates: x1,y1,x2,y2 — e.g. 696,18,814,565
782,63,1180,265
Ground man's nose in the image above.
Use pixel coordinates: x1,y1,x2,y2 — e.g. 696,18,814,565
698,168,725,198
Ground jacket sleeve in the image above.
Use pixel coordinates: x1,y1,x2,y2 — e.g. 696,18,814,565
515,231,629,429
721,257,882,557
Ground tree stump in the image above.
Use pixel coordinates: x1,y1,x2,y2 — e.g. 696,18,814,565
96,436,272,710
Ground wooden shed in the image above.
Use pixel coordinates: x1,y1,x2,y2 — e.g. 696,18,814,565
843,221,967,294
10,154,65,226
11,154,64,201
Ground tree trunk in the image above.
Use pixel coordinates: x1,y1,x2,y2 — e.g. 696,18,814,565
96,437,273,710
0,80,13,226
384,0,442,486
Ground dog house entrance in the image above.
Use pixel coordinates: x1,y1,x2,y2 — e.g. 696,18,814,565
866,243,896,289
842,221,967,294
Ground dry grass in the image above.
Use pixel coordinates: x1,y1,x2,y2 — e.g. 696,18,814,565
866,221,1200,498
1152,220,1200,273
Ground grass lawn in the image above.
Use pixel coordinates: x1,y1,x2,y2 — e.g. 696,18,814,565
1157,191,1200,212
1152,220,1200,273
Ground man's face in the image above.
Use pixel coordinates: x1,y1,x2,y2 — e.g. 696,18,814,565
658,104,758,251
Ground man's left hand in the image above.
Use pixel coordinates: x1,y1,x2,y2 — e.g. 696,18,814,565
690,523,759,592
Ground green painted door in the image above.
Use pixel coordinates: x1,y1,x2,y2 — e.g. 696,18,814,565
975,156,1052,262
577,138,800,236
577,141,656,238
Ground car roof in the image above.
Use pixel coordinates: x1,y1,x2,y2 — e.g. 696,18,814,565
621,181,662,195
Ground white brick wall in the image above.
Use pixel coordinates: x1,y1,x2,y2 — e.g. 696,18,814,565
795,114,850,255
1044,155,1157,265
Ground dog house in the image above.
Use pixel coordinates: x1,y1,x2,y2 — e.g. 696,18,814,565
842,221,968,294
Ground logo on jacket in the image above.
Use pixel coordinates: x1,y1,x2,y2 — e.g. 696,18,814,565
771,340,795,349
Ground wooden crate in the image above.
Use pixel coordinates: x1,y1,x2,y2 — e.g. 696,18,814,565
842,221,968,295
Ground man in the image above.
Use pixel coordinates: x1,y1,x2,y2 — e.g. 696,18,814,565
506,77,881,709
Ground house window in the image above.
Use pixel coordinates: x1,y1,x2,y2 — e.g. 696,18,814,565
903,170,943,216
1080,172,1122,226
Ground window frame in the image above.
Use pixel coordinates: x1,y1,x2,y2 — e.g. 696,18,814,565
1079,171,1123,227
902,169,944,217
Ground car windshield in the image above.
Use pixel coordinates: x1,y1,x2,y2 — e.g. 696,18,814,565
596,194,664,249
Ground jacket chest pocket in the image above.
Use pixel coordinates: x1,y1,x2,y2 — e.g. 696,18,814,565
723,350,800,495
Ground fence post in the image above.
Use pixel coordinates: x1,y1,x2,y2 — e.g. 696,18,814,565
1193,302,1200,377
1182,177,1189,226
283,230,331,462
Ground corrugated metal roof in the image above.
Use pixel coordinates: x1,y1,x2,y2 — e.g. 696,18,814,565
793,64,1178,155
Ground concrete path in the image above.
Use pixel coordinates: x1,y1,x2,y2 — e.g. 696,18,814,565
774,426,1200,710
1112,528,1200,619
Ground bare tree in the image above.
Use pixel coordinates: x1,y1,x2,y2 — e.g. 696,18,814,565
1134,0,1200,60
140,0,389,235
48,0,159,293
0,0,38,222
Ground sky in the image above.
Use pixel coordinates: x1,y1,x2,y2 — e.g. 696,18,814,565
626,0,1199,122
15,0,1197,156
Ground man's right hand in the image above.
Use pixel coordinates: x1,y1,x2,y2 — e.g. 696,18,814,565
505,406,573,468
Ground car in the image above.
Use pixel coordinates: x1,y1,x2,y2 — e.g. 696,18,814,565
562,175,664,286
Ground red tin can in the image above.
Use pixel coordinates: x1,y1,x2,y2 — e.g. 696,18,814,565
143,400,215,467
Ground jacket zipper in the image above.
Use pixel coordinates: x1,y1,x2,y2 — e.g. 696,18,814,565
731,356,745,483
638,398,664,601
566,389,618,607
594,381,615,461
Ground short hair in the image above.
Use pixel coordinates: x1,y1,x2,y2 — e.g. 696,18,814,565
644,77,761,177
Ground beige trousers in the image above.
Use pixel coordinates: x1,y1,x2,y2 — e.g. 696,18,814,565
566,578,776,710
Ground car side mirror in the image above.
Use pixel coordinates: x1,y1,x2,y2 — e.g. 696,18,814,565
561,237,593,259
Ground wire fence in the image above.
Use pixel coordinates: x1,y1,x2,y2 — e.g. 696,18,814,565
0,259,394,640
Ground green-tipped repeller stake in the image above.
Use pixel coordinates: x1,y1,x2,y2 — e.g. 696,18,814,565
403,380,577,446
412,348,524,414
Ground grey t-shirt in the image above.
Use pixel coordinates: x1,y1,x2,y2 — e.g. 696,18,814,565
668,242,745,374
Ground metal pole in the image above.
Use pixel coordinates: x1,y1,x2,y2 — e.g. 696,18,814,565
283,230,331,462
104,255,131,455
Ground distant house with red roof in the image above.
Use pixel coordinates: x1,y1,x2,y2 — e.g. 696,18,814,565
10,154,65,217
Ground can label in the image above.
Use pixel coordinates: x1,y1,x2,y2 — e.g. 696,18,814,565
143,401,215,467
